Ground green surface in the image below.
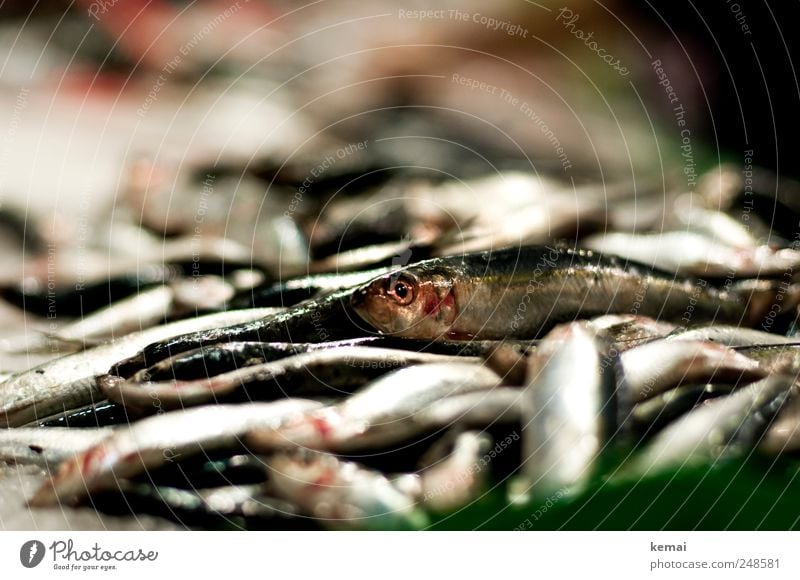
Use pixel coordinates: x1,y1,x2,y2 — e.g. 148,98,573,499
429,455,800,530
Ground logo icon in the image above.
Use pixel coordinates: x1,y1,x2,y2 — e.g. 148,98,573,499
20,540,45,568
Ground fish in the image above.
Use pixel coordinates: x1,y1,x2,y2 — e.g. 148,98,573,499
101,346,478,410
665,325,800,348
620,339,766,403
45,285,175,348
419,431,492,513
520,322,622,498
230,266,391,308
32,401,134,428
417,388,524,428
246,362,502,454
0,427,113,467
28,398,321,507
0,308,281,427
266,451,429,530
584,231,800,278
349,245,759,341
588,314,677,351
629,375,794,474
671,194,761,250
112,287,366,377
630,383,737,438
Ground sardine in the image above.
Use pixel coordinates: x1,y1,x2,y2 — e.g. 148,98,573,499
0,308,280,427
588,314,677,351
267,451,428,530
350,245,754,340
665,325,799,348
101,347,478,410
28,399,321,506
520,322,621,498
417,388,524,428
630,383,737,438
620,339,766,403
630,375,794,473
246,362,501,453
585,231,800,278
112,287,366,377
0,427,113,467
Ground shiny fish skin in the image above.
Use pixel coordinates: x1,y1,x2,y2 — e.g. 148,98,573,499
665,325,799,348
267,451,428,530
417,388,523,428
0,427,113,467
102,346,478,410
630,383,737,439
620,339,766,403
350,245,750,340
630,375,794,474
588,314,677,351
246,362,501,454
585,231,800,278
28,399,321,507
0,308,280,428
520,322,621,498
113,287,365,377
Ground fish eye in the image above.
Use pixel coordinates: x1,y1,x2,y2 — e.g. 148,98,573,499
387,276,415,305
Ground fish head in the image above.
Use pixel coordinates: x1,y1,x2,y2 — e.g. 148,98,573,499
350,266,456,338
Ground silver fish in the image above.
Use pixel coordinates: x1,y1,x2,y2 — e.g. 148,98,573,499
620,339,765,403
0,308,280,427
588,314,677,351
101,346,477,410
585,230,800,278
267,451,428,530
665,325,799,348
417,388,523,428
630,375,794,474
0,427,113,467
29,398,321,507
48,285,175,346
520,322,620,498
246,362,501,453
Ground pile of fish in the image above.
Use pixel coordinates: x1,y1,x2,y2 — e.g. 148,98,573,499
1,159,800,530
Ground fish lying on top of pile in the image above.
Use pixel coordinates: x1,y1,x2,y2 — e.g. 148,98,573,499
4,164,800,530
